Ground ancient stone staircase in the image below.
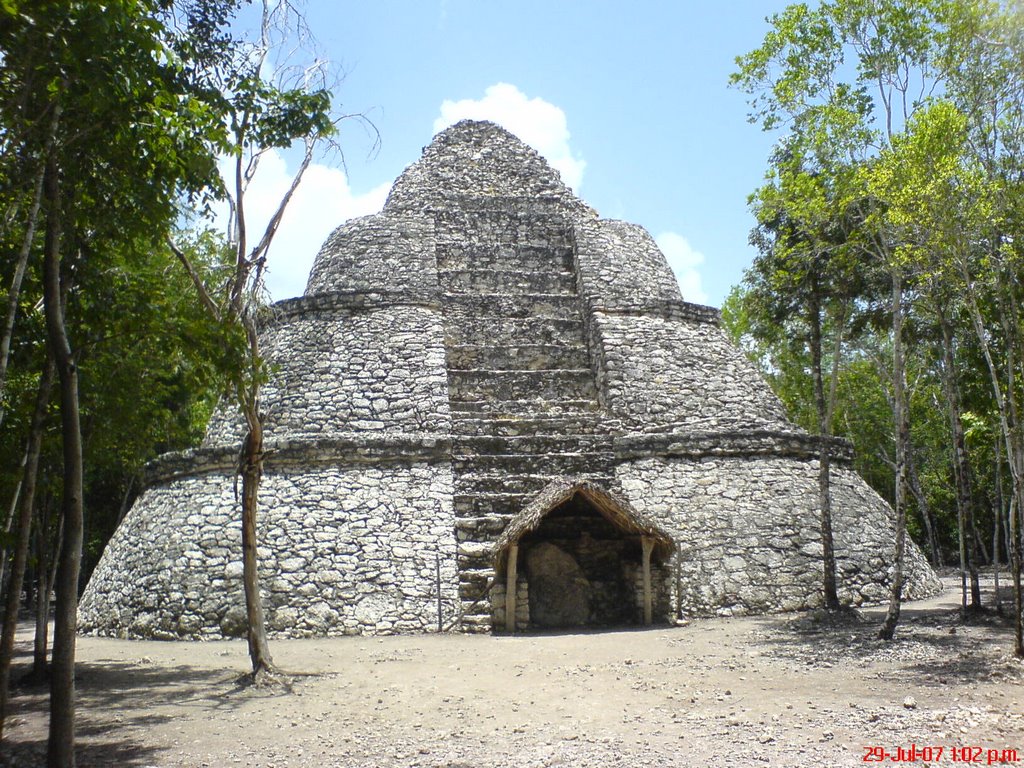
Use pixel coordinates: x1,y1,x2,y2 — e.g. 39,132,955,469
435,202,614,631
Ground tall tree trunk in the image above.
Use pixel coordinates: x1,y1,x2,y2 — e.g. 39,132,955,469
999,286,1024,656
0,157,47,430
906,443,941,566
33,495,60,681
0,356,54,741
973,525,990,566
959,263,1023,655
172,230,277,680
1005,491,1013,581
240,414,273,678
31,489,59,684
42,147,83,768
1011,493,1023,655
995,437,1004,611
0,473,23,606
938,313,981,612
236,302,275,679
809,295,840,610
880,270,908,641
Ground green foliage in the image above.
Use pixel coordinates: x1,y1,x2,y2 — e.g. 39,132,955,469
228,75,335,151
0,1,251,575
719,285,753,348
0,1,229,226
0,0,342,589
733,0,1024,572
74,237,226,568
0,232,230,576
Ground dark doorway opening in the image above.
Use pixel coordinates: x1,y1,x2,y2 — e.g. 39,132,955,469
521,493,641,627
496,485,674,631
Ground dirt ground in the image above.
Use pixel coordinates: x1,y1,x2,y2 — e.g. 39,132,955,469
2,573,1023,768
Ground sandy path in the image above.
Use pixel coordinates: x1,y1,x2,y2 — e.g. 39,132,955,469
2,575,1022,767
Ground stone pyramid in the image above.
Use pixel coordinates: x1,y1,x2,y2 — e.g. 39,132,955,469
80,120,939,638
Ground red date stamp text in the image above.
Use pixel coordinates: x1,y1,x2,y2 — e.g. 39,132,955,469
864,745,1020,764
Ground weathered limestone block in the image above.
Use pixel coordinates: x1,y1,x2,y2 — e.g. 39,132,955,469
203,304,450,448
575,218,683,311
304,210,437,295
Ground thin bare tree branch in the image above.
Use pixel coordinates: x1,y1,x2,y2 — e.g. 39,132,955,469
168,238,222,322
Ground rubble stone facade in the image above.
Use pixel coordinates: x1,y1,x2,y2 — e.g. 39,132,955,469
80,120,939,638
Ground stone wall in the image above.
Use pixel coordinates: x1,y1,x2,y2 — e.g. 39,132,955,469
203,303,450,448
490,578,529,631
304,211,437,295
616,456,940,617
593,313,793,433
79,462,458,638
574,218,684,310
384,122,587,215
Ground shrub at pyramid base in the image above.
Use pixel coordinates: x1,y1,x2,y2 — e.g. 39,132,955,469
80,121,940,638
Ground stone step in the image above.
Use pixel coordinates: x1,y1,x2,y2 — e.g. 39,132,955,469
443,293,585,321
457,613,493,633
453,492,532,517
454,473,554,497
436,243,575,273
446,343,588,371
450,413,611,437
449,398,601,417
438,268,576,295
443,315,587,347
453,470,614,497
458,550,496,571
458,606,493,625
452,433,611,455
448,368,598,403
453,451,614,476
458,568,494,602
455,514,513,540
434,208,572,245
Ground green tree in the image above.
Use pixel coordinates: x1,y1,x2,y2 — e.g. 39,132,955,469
733,0,962,640
744,143,865,611
943,0,1024,654
170,1,340,682
0,2,227,762
867,100,987,612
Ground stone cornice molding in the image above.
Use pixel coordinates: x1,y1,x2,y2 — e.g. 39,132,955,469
143,433,453,487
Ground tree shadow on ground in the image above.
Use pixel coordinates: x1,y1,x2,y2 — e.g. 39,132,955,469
1,737,164,768
753,597,1023,689
2,642,300,767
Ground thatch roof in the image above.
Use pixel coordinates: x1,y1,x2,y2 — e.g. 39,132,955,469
493,477,675,571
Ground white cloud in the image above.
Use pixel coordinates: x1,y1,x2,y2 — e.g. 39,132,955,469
216,151,389,301
655,232,709,304
434,83,586,190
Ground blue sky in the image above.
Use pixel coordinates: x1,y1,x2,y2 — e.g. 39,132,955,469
244,1,793,308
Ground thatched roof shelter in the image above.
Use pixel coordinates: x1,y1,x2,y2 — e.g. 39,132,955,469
493,476,676,573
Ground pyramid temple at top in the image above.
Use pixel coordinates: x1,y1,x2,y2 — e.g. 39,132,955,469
80,120,939,638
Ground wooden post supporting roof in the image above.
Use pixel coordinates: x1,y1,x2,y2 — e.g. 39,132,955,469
642,536,654,626
505,543,518,633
